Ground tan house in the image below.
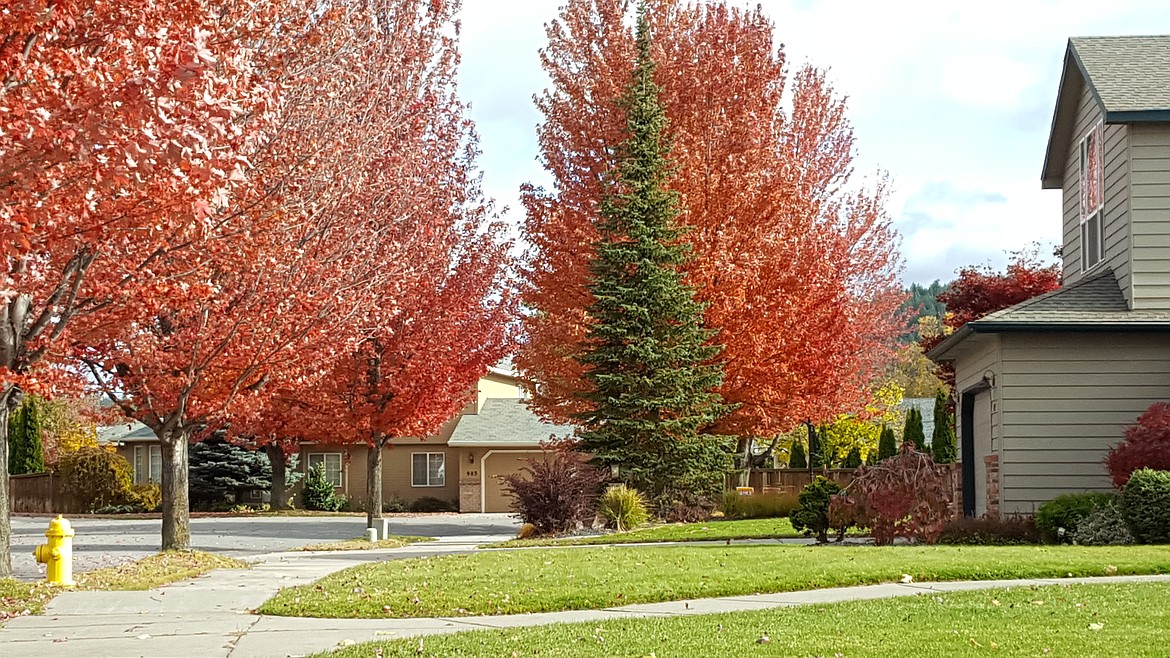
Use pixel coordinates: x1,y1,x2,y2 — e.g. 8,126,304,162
929,36,1170,518
99,366,576,512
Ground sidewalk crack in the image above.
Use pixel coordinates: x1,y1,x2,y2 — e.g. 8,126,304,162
225,616,263,657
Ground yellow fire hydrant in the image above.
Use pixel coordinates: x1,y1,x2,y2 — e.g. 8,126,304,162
33,515,75,586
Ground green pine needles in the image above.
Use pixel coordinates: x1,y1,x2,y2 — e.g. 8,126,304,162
575,5,732,505
931,389,957,464
876,424,897,462
903,406,927,453
7,396,45,475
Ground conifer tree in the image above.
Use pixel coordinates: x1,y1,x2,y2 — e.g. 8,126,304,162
7,397,44,475
808,422,826,470
877,424,897,461
903,407,926,452
931,389,957,464
843,446,863,468
789,440,807,469
576,3,732,503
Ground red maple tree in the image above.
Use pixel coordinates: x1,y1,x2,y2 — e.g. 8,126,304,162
517,0,903,453
0,0,280,573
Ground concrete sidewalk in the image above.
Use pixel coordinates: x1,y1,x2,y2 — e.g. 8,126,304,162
4,543,1168,658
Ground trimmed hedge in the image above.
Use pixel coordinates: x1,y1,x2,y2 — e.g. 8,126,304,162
1035,492,1112,543
1120,468,1170,544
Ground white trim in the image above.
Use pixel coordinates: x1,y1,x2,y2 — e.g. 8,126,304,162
306,452,344,488
411,451,447,488
479,449,543,512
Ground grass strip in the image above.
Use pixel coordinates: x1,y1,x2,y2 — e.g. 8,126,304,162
293,536,434,551
258,543,1170,619
314,581,1170,657
483,518,817,548
1,550,248,624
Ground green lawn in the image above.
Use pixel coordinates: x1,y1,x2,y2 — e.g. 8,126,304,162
483,518,806,548
292,535,434,551
257,543,1170,619
2,550,247,624
316,582,1170,657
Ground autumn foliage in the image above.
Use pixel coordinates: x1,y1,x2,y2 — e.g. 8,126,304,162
518,0,903,439
830,442,954,545
1106,402,1170,487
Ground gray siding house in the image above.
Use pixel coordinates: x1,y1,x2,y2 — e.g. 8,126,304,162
930,36,1170,518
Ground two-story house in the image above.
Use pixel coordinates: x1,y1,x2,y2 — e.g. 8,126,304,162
929,36,1170,518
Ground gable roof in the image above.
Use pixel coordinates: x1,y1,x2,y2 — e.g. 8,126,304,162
1042,35,1170,188
447,398,576,447
97,420,157,444
927,269,1170,360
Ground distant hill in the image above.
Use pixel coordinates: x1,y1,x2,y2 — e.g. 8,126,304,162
899,280,948,341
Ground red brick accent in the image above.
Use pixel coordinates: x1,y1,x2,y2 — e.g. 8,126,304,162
984,454,1000,519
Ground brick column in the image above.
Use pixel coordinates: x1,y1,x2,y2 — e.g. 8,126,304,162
984,454,1000,519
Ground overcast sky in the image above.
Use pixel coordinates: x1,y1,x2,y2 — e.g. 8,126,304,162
456,1,1170,286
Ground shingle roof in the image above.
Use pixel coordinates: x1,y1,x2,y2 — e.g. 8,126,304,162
972,269,1170,328
97,420,157,444
447,399,576,447
1070,36,1170,115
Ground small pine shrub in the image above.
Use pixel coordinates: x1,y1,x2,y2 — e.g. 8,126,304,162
1106,402,1170,487
876,424,897,461
1075,500,1134,546
502,440,606,536
409,496,456,513
1120,468,1170,544
1035,492,1112,543
902,407,926,452
788,441,807,469
829,442,952,545
56,446,134,512
127,482,163,512
790,476,843,543
931,389,957,464
720,491,799,520
597,485,649,531
303,464,343,511
843,447,862,469
936,515,1041,545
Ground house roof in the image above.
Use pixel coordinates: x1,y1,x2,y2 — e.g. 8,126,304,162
97,420,157,444
447,398,576,447
928,269,1170,360
1042,35,1170,188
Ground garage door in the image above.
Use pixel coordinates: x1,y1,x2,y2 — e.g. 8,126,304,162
482,451,543,513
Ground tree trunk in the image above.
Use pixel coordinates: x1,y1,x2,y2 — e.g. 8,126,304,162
734,436,753,488
0,387,16,578
366,435,386,529
263,444,288,510
159,435,191,551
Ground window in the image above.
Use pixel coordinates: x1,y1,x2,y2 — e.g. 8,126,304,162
412,452,446,487
1079,122,1105,271
307,453,343,487
133,445,162,484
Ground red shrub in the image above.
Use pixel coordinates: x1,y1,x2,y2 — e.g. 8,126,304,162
1107,402,1170,487
830,442,952,545
502,440,607,536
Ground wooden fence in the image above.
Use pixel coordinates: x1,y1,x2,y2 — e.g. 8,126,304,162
8,472,72,514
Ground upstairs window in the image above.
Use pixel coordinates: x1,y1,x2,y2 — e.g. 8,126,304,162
1079,123,1105,271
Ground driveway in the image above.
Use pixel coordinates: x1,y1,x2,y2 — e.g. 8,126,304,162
9,513,519,580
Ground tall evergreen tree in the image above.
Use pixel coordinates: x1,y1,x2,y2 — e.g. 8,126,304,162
843,446,863,468
7,397,44,475
788,440,807,469
575,4,732,503
877,423,897,461
808,422,826,470
931,389,957,464
903,407,927,452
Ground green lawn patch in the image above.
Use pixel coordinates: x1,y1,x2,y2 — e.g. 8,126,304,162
483,518,804,548
257,543,1170,619
292,535,434,551
315,581,1170,657
1,550,248,625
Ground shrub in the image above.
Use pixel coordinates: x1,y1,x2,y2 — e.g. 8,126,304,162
931,389,957,464
1035,492,1112,543
720,491,799,520
502,440,606,535
1120,468,1170,544
597,485,649,531
936,515,1041,545
842,447,862,469
1107,402,1170,487
790,476,843,543
1075,500,1134,546
303,464,343,511
788,441,807,469
656,487,716,523
383,496,409,513
876,424,896,461
127,482,163,512
408,496,457,513
830,442,952,545
56,446,134,512
902,407,926,452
